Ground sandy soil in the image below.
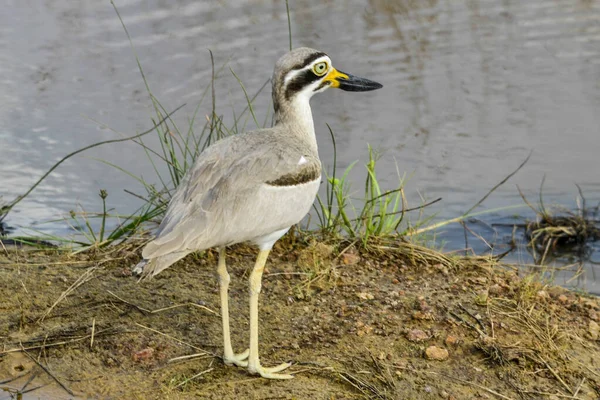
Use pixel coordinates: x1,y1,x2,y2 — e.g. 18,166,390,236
1,240,599,399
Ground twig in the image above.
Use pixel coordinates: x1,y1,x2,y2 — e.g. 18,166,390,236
458,303,487,334
134,323,215,356
151,303,218,316
40,266,98,322
168,353,212,363
449,311,485,337
573,377,585,397
519,391,583,399
534,356,574,395
19,370,39,392
90,318,95,349
338,372,385,399
174,368,214,388
426,371,515,400
23,350,74,396
466,151,532,216
106,290,150,314
409,152,531,236
1,328,118,355
106,290,219,316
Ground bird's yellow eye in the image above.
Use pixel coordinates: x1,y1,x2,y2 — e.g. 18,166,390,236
313,61,328,76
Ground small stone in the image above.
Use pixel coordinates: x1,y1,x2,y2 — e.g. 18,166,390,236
589,320,599,340
46,281,51,286
445,335,459,346
412,311,433,320
132,348,154,362
407,329,429,342
558,294,568,303
342,252,360,265
425,346,448,361
357,292,374,300
356,323,373,337
418,300,431,312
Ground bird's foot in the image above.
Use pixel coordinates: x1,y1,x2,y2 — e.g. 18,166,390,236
223,349,249,367
248,361,293,379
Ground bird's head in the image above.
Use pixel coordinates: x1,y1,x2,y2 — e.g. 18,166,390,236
272,47,382,114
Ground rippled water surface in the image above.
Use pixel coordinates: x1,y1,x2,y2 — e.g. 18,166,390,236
1,0,599,292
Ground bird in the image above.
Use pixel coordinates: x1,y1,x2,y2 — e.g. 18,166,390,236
133,47,382,379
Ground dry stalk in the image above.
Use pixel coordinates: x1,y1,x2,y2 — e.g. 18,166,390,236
40,266,98,322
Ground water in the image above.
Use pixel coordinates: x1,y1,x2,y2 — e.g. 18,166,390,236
1,0,599,292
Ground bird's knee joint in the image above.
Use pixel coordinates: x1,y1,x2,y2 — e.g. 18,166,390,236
219,271,231,285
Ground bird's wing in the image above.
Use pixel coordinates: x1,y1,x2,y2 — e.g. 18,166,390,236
142,130,320,259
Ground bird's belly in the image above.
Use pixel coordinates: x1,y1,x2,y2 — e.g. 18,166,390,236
228,178,320,247
255,177,321,228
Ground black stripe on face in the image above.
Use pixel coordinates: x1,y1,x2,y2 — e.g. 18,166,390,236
291,52,327,71
284,69,322,100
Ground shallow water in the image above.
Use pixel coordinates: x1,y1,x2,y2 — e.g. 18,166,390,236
1,0,599,292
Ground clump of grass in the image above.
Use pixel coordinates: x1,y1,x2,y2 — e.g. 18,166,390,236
519,181,600,264
313,127,439,245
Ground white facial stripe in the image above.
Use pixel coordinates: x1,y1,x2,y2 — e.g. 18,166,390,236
283,56,332,87
283,68,304,86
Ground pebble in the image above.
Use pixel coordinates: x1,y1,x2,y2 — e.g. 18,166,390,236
357,292,374,300
341,252,360,265
558,294,568,303
445,335,459,346
425,346,449,361
132,348,154,362
406,329,429,342
412,311,432,320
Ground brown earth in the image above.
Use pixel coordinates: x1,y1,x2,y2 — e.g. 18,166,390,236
1,239,599,399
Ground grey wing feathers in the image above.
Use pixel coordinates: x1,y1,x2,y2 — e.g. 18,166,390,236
141,129,319,261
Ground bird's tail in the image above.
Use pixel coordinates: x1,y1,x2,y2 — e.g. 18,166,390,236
132,251,190,280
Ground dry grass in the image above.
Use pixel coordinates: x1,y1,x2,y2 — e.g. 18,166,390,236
1,236,599,399
519,184,600,265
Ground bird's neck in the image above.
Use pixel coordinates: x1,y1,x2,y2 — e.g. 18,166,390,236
273,93,318,154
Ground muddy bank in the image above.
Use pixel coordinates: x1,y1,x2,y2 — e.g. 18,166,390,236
1,241,599,399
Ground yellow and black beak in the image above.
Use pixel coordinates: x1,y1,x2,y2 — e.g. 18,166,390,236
324,68,383,92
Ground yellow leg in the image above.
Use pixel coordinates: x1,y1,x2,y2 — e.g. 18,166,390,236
218,247,249,367
247,249,293,379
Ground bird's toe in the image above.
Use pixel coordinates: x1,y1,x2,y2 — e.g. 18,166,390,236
224,349,250,367
249,361,293,379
